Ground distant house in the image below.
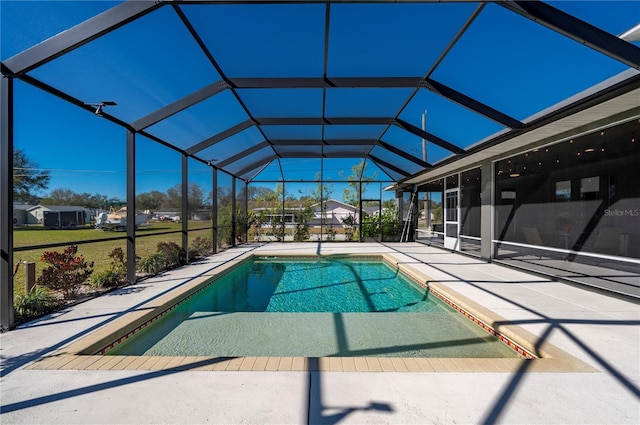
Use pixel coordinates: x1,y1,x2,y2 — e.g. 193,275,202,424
251,200,359,227
27,205,92,229
251,207,304,225
309,199,358,227
12,204,35,225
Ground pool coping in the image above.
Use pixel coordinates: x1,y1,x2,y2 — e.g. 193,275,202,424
27,252,597,373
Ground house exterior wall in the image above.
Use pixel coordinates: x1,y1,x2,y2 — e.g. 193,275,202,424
310,200,357,227
28,206,47,224
12,209,28,225
27,206,92,225
414,116,639,296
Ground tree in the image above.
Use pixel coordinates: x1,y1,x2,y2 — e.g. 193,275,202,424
166,184,182,210
340,160,376,206
188,183,209,213
84,193,112,209
165,183,210,214
246,185,277,211
263,183,283,208
43,188,75,205
310,173,334,227
40,188,120,209
217,186,233,206
13,149,50,203
136,190,168,211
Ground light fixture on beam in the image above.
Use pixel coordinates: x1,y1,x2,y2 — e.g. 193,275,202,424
85,101,117,115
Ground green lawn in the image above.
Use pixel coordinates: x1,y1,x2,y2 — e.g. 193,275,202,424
13,222,187,247
12,223,214,299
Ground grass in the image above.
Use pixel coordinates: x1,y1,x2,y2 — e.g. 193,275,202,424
12,222,214,300
12,221,207,247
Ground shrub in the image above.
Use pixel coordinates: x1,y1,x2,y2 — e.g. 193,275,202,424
14,286,59,318
293,222,309,241
341,214,356,241
250,211,267,241
270,217,285,242
90,268,125,288
189,237,213,260
108,247,126,272
325,225,336,241
236,211,249,243
137,252,164,275
381,208,402,241
137,242,186,276
293,209,311,242
221,227,234,247
156,241,185,270
37,245,94,299
87,247,128,287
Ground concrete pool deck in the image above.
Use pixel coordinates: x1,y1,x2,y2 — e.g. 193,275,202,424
1,242,638,424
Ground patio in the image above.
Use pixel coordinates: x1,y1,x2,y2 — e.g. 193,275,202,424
1,242,638,424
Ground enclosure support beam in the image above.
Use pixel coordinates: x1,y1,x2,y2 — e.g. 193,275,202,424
229,77,424,89
320,154,324,241
282,182,286,241
358,181,363,243
215,141,270,169
423,79,524,129
212,167,218,254
2,1,164,75
480,159,494,260
1,76,14,331
234,155,278,179
182,155,189,262
186,120,254,156
502,0,640,70
126,130,136,285
231,177,236,247
244,181,249,244
395,119,465,155
255,117,394,126
378,140,432,168
368,155,410,178
132,80,230,132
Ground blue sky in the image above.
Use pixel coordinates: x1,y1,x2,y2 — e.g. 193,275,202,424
2,0,638,200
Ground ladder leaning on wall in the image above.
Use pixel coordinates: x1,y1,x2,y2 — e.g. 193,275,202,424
400,192,416,242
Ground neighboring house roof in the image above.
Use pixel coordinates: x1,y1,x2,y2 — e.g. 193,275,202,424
13,204,35,211
363,206,380,214
252,207,305,212
311,199,357,212
27,205,91,213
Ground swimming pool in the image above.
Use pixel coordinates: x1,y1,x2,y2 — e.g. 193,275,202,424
107,256,521,358
159,256,448,313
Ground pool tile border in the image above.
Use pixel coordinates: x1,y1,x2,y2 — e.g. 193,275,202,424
376,253,538,359
26,354,594,373
27,252,597,373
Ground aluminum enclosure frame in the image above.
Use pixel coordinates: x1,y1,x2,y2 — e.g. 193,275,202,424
2,0,640,329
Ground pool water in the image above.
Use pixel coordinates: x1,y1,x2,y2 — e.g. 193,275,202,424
109,257,520,358
193,257,444,313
